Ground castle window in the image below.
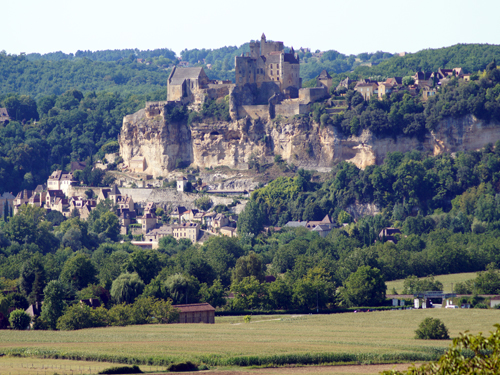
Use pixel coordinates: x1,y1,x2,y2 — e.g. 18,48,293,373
270,64,273,68
271,71,273,76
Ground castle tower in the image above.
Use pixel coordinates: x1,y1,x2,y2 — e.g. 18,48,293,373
249,40,260,59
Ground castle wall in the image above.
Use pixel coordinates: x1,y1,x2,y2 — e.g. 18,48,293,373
238,105,269,120
275,101,309,117
299,87,329,104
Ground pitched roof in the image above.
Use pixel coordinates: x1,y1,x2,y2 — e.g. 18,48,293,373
285,221,307,228
70,161,87,172
0,108,10,122
170,67,204,85
318,70,332,79
173,303,215,313
109,184,120,195
1,192,15,199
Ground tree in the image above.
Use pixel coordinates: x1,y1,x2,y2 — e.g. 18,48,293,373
292,267,336,310
110,272,145,304
123,249,162,284
341,266,386,307
230,276,268,310
60,254,98,290
164,273,200,305
415,317,450,340
9,309,31,330
41,280,68,330
231,252,265,283
199,279,227,308
237,201,265,237
93,211,120,241
19,254,46,304
267,277,293,310
194,196,212,211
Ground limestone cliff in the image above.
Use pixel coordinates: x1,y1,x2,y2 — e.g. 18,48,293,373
119,110,500,176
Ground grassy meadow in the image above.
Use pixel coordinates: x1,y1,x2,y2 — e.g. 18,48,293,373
0,310,499,367
386,272,477,294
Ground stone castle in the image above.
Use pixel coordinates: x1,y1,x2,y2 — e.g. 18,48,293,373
145,33,329,121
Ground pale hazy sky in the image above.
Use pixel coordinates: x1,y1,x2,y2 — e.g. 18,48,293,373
3,0,499,57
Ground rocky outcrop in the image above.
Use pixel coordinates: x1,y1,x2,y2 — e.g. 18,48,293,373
119,109,500,176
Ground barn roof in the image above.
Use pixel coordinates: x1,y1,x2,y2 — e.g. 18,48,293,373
174,303,215,312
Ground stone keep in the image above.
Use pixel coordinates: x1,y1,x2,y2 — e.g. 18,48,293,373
235,33,301,93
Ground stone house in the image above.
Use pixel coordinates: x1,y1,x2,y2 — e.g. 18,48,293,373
202,211,216,228
379,227,402,244
212,213,229,229
220,226,237,238
422,86,438,101
129,156,146,172
144,225,173,242
116,195,134,211
413,71,434,87
177,177,187,192
181,209,198,222
355,81,378,101
170,206,187,221
13,190,34,214
139,212,157,234
46,190,65,210
317,70,333,92
47,170,76,196
172,222,200,243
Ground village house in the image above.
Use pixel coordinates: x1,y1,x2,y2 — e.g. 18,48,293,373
170,206,187,221
354,81,378,101
220,226,237,238
47,170,76,196
13,190,34,214
129,155,146,173
212,213,229,229
378,227,402,244
172,222,200,243
139,212,157,234
144,225,173,242
181,209,199,222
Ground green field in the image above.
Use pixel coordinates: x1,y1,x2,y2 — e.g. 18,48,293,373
0,310,499,368
386,272,477,294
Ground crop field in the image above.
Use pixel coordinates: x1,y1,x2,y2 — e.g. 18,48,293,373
1,309,499,369
386,272,477,294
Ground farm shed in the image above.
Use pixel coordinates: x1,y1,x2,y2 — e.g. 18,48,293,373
174,303,215,324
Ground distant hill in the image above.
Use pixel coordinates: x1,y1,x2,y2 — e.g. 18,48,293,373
354,43,500,77
1,43,499,99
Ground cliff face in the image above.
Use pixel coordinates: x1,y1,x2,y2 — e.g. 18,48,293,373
119,110,500,176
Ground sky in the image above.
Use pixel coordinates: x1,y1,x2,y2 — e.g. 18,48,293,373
3,0,500,57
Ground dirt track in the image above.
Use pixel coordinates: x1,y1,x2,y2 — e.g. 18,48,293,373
163,363,415,375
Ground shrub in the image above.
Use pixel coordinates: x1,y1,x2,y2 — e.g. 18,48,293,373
167,362,198,372
0,312,9,329
9,309,31,330
243,315,252,323
415,317,449,340
474,302,489,309
99,365,142,374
